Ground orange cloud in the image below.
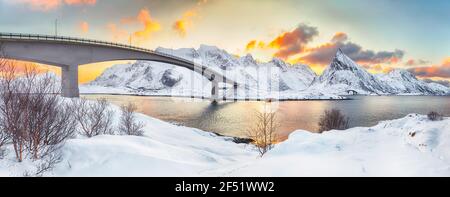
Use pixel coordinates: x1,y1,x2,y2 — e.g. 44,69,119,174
268,24,318,60
173,10,197,37
173,0,208,37
64,0,96,5
331,32,348,43
132,9,161,41
108,8,161,44
245,40,257,51
245,40,268,52
244,27,405,75
408,58,450,78
79,21,89,34
245,24,319,60
13,0,96,11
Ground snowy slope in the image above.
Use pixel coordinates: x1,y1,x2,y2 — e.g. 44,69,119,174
309,49,449,95
210,114,450,177
88,61,212,97
0,101,255,177
377,69,449,95
1,105,449,177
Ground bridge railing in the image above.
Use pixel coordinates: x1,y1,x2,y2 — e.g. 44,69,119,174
0,32,235,84
0,32,195,65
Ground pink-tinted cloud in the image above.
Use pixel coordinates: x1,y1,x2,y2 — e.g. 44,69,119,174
405,59,430,66
13,0,96,11
408,58,450,78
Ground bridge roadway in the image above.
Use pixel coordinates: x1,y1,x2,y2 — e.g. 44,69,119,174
0,33,238,101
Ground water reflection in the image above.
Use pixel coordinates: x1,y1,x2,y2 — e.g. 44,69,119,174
83,95,450,140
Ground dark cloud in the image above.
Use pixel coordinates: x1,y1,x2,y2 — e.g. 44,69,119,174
408,59,450,78
405,59,430,66
269,23,318,59
299,38,404,65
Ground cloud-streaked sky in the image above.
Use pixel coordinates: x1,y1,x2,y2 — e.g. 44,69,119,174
0,0,449,83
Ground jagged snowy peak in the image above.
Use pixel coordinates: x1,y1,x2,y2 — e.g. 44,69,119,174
377,69,449,95
239,54,258,66
157,45,243,70
87,46,448,97
311,49,449,95
312,49,391,95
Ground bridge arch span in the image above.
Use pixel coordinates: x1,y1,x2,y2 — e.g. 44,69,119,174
0,33,237,100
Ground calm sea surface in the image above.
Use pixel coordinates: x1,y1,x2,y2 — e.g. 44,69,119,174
83,95,450,140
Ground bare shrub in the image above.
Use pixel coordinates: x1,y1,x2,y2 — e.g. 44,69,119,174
0,60,77,164
0,60,27,161
73,98,115,137
428,111,443,121
247,108,279,157
119,103,145,136
318,108,349,133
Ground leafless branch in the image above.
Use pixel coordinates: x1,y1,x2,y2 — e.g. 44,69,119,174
119,102,145,136
73,98,115,137
318,108,349,132
247,106,279,157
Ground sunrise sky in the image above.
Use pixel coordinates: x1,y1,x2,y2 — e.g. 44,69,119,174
0,0,449,84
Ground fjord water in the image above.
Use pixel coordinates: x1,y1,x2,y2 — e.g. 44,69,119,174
83,95,450,140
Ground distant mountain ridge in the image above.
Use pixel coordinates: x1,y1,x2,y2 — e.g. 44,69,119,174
87,45,449,97
310,49,449,95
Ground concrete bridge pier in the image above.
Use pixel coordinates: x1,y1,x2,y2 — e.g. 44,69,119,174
233,83,238,102
61,65,80,98
210,81,219,103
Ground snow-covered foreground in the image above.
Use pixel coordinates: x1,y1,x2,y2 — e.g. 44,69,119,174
1,102,449,176
221,114,450,176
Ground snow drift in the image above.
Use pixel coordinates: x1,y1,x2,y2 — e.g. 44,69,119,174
1,103,449,177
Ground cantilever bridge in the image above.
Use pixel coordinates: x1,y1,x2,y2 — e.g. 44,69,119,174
0,33,238,100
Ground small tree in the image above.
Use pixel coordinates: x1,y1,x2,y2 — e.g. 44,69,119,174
73,98,115,137
119,103,145,136
0,60,27,161
247,107,279,157
318,108,349,133
0,60,77,164
428,111,443,121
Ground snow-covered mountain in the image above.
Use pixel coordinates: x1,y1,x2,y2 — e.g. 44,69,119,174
85,45,449,98
377,69,449,95
309,49,449,95
87,45,332,99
